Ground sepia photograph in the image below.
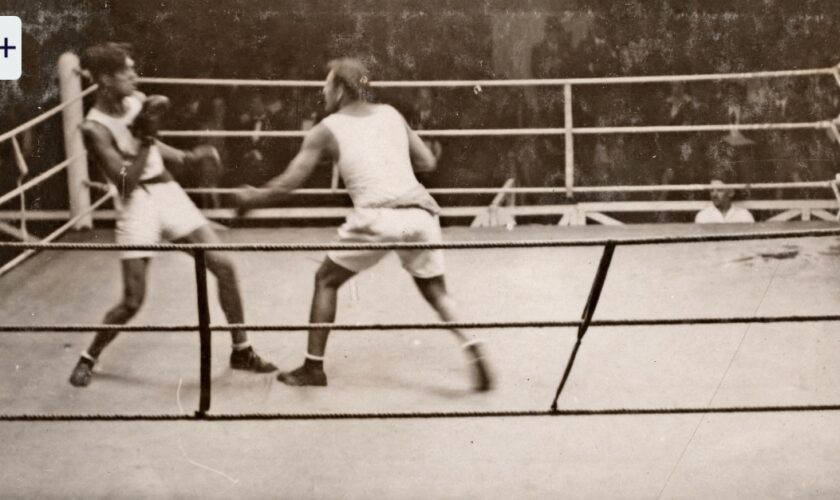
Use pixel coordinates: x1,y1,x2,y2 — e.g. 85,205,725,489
1,0,839,497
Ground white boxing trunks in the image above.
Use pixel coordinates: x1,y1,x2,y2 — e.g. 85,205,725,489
328,207,445,278
116,181,207,259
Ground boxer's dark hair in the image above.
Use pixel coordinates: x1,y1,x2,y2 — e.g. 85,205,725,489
81,42,133,80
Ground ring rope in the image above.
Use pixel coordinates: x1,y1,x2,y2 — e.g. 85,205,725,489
4,313,840,333
3,68,837,423
158,118,839,139
0,85,97,145
0,320,580,332
182,181,838,195
138,64,838,88
4,404,840,421
1,226,839,252
0,152,86,207
7,65,840,419
0,188,114,277
573,120,838,135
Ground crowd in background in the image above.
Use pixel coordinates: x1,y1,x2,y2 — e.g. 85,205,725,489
522,10,840,204
149,4,840,208
2,1,839,213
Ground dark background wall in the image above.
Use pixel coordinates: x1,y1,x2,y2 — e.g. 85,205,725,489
4,0,837,114
1,0,838,213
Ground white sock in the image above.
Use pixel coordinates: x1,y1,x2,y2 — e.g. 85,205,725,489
305,353,325,362
232,340,251,351
80,351,96,363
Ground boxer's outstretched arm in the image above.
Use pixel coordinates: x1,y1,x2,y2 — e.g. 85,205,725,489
155,140,186,166
237,123,335,210
406,122,437,173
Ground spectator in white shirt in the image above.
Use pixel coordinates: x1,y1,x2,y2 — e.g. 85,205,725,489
695,179,755,224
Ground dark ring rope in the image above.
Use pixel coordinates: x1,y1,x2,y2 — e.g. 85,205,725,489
3,404,840,421
3,314,840,333
0,226,839,252
3,227,839,420
551,243,616,410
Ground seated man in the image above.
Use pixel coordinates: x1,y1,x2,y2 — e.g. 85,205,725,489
695,179,755,224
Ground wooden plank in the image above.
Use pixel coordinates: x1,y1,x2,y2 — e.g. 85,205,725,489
739,200,836,210
579,200,837,212
473,178,516,227
496,208,516,228
0,220,30,241
2,199,838,222
470,211,490,228
557,212,571,226
575,206,587,226
811,209,837,221
585,212,624,225
579,201,707,212
489,178,515,208
767,210,801,221
508,205,576,216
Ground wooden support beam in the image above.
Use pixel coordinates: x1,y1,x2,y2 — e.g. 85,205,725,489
0,220,30,241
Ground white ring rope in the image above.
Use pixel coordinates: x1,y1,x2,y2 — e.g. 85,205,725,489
0,187,114,277
181,181,837,196
160,130,307,138
574,120,839,135
158,119,839,139
138,64,839,88
2,65,836,228
0,85,97,145
0,152,86,208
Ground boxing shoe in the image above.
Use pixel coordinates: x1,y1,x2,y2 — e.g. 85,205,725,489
276,365,328,387
69,357,95,387
464,342,494,392
230,346,277,373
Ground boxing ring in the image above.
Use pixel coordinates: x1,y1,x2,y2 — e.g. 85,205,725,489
4,225,840,420
2,60,840,497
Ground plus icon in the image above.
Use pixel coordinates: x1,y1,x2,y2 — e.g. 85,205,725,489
0,37,15,58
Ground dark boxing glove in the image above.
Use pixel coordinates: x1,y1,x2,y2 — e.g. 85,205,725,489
131,95,171,142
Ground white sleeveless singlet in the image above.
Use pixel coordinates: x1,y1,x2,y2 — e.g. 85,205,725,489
85,92,165,182
321,104,436,211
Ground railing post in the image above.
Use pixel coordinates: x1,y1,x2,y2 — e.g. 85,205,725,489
564,83,575,199
330,164,340,192
58,52,92,229
193,249,212,417
11,136,29,239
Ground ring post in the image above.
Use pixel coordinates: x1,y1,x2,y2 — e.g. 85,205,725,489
193,249,212,417
58,52,92,229
550,241,616,411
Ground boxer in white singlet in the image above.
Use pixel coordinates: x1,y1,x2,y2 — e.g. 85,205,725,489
235,58,492,391
69,42,276,387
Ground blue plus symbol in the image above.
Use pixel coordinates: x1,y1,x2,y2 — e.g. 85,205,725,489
1,37,16,58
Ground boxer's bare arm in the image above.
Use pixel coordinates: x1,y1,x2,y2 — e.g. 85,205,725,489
81,121,151,196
